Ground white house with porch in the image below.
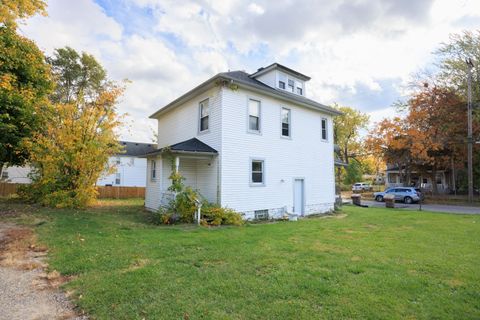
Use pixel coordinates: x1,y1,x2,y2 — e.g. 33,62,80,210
385,165,450,194
144,63,341,219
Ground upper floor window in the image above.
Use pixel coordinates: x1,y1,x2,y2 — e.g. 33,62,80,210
279,81,285,89
199,98,209,132
321,118,328,141
281,108,291,137
297,87,303,95
248,99,261,132
288,79,294,92
115,172,121,185
151,160,156,180
116,157,121,165
251,159,265,185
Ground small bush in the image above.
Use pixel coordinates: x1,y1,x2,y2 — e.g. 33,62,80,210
201,205,244,226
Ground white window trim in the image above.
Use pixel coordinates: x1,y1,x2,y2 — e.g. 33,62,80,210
250,158,265,187
280,107,292,139
198,98,210,134
247,97,262,135
321,117,328,142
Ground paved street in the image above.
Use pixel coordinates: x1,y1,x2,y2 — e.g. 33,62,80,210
345,199,480,215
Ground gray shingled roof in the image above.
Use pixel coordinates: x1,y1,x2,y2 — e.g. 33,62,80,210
219,70,339,114
144,138,217,157
150,69,342,118
119,141,156,157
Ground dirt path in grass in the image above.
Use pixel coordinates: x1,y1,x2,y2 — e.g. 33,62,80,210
0,222,87,320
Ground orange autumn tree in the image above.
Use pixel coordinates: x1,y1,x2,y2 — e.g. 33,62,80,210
406,84,466,193
22,48,124,208
366,83,466,193
365,116,413,184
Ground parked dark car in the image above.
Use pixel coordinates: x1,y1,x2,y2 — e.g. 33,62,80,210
374,187,424,204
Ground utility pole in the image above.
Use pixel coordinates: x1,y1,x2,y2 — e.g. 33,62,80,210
466,58,474,202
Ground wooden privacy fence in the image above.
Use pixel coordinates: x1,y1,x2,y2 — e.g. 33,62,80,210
0,183,145,199
0,182,20,197
97,186,145,199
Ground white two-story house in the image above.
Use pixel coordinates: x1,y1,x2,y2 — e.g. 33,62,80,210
144,63,341,219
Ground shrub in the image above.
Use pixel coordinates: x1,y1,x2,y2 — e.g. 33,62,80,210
151,163,243,226
200,205,244,226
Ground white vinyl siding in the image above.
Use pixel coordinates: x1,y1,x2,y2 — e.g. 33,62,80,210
221,86,335,215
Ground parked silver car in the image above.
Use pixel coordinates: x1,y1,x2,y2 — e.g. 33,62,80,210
374,187,423,204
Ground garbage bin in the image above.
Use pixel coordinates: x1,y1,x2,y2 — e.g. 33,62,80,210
384,194,395,208
351,194,361,206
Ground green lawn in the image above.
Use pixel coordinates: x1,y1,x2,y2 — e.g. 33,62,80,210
1,199,480,319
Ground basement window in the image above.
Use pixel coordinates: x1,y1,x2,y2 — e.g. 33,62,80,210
254,209,269,220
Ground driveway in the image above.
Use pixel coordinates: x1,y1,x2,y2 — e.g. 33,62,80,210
357,200,480,214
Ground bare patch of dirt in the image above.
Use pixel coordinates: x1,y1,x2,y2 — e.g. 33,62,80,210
0,222,87,320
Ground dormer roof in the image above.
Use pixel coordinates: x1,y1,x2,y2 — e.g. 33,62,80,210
249,63,311,81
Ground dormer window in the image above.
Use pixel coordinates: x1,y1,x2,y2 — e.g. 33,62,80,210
288,79,294,92
279,81,285,89
297,87,303,95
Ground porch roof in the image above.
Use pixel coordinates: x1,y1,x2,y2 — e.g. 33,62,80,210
142,138,218,157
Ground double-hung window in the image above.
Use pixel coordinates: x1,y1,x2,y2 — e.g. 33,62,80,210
321,118,328,141
288,79,294,92
151,160,156,180
281,108,291,137
248,99,261,132
297,87,303,95
279,81,285,89
115,172,121,185
199,99,209,132
251,159,265,185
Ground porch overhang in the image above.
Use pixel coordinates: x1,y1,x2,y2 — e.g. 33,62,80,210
140,137,218,158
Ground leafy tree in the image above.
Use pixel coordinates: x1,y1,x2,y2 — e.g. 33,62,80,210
47,47,107,104
435,30,480,102
344,160,363,185
435,30,480,191
0,27,52,171
333,105,369,164
22,48,124,208
0,0,46,28
366,83,469,193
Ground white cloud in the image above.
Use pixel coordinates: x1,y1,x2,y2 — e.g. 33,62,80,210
19,0,480,141
248,3,265,15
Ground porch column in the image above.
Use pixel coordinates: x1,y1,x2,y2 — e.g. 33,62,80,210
175,156,180,173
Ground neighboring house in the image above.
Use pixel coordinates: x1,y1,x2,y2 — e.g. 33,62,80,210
144,63,342,219
1,141,155,187
97,141,156,187
385,164,450,193
0,165,32,184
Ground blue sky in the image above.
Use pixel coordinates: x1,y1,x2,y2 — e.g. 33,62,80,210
20,0,480,142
